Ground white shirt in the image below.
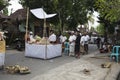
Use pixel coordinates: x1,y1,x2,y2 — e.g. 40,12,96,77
30,34,35,42
61,36,67,43
84,35,90,41
101,37,104,43
49,33,56,42
80,35,85,45
69,35,76,43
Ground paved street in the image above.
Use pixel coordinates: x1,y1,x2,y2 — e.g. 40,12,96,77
0,50,77,80
0,44,119,80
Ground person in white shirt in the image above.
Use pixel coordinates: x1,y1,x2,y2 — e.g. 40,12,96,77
59,33,67,53
80,34,85,54
68,32,76,56
100,36,105,48
59,34,67,43
48,30,56,43
29,31,36,42
84,33,90,54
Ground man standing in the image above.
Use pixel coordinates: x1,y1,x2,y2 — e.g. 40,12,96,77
48,30,56,43
80,33,85,55
96,36,101,49
84,32,90,54
68,31,76,56
75,31,81,58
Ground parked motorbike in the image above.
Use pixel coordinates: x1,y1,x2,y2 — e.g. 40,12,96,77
14,38,25,51
4,30,25,51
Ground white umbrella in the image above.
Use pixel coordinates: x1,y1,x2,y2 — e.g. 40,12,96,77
30,8,57,19
30,8,57,59
30,8,57,37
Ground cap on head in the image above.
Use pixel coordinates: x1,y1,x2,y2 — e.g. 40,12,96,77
30,31,33,34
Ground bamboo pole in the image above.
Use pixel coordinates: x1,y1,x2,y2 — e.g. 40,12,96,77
25,7,29,42
43,18,46,37
42,9,47,59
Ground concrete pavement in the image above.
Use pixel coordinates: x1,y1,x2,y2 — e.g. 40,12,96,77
0,44,120,80
31,51,120,80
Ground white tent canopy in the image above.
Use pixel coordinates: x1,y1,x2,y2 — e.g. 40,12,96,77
30,8,57,19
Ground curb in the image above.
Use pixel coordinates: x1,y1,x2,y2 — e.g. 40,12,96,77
83,51,120,80
105,63,120,80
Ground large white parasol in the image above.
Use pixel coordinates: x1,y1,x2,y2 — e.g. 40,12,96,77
30,8,56,37
30,8,57,59
30,8,57,19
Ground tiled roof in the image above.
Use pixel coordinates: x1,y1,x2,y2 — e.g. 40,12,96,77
9,8,27,21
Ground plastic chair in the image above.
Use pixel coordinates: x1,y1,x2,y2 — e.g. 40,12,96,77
64,42,69,55
110,46,120,63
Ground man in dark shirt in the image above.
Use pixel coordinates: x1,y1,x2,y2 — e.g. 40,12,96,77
75,31,81,58
96,36,101,49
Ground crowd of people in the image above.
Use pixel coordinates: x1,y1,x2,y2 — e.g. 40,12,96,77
25,30,91,58
96,36,113,53
24,30,57,44
25,30,114,59
59,31,90,59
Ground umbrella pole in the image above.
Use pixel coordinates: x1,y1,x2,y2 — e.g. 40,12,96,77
43,18,47,59
41,7,47,59
25,7,29,42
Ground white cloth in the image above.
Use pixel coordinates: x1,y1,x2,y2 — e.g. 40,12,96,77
49,33,56,42
30,35,35,42
68,35,76,42
80,35,85,46
25,43,62,59
30,8,57,19
84,35,90,44
69,35,76,54
59,35,63,43
60,35,67,43
103,45,107,50
69,43,75,53
0,53,5,66
62,36,67,43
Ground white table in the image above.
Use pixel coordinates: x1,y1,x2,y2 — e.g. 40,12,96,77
25,43,62,59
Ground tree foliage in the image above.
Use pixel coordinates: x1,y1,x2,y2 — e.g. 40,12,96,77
0,0,5,7
94,0,120,23
94,0,120,41
0,0,9,11
66,0,95,29
96,24,105,35
19,0,95,31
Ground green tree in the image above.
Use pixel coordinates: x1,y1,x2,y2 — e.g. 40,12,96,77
66,0,95,30
19,0,96,31
0,0,5,10
94,0,120,23
87,13,95,30
94,0,120,42
96,24,105,35
0,0,9,11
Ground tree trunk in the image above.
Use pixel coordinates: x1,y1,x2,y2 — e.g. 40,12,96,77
104,23,108,42
58,11,62,32
61,19,64,32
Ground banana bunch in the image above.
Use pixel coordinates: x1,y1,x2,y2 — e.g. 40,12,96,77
5,65,20,74
19,66,30,74
101,62,111,68
5,65,30,74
